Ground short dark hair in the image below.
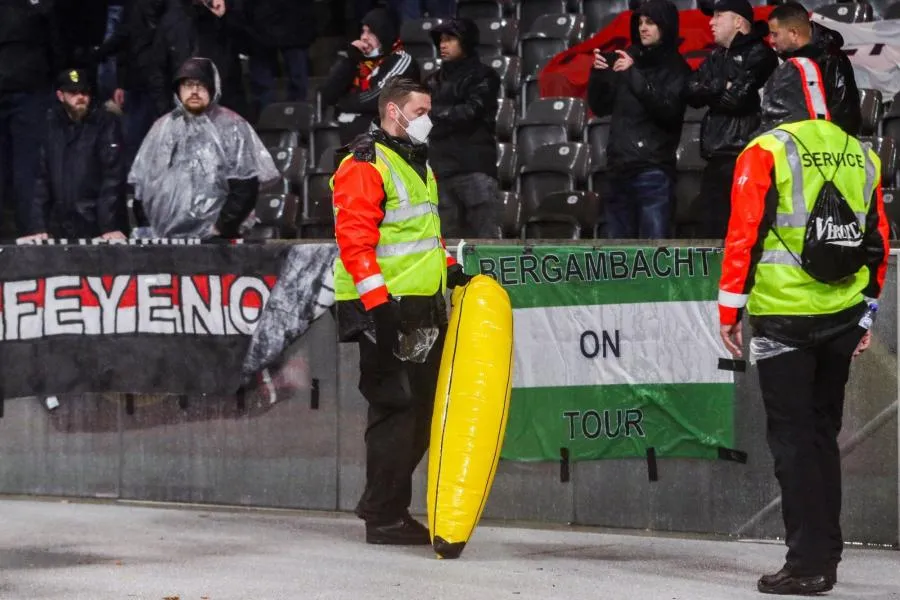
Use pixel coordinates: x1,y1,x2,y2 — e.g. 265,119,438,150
377,77,431,117
769,2,811,30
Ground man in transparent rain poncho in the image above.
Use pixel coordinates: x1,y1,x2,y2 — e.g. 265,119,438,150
129,57,279,241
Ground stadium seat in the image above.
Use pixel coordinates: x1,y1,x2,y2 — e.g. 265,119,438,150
583,0,619,32
300,169,335,239
399,18,445,61
256,102,313,148
457,0,505,20
515,97,586,164
585,116,611,172
519,14,585,77
499,190,524,238
813,1,874,22
523,190,601,239
859,88,884,136
497,142,519,189
860,136,899,186
482,55,522,98
420,58,442,82
247,193,300,240
311,122,341,168
517,142,590,218
518,0,568,35
474,18,519,56
519,76,541,117
496,98,517,143
881,188,900,239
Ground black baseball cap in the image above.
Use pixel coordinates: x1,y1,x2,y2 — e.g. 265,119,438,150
57,69,91,94
701,0,754,23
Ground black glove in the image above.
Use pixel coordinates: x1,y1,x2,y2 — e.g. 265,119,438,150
447,264,473,289
371,298,402,356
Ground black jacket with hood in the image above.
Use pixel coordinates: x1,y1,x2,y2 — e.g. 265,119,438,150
244,0,316,50
426,19,500,179
587,0,691,176
320,8,420,144
760,22,861,136
685,20,778,160
31,102,129,238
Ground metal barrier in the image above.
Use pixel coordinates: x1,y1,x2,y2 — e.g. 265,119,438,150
0,243,896,546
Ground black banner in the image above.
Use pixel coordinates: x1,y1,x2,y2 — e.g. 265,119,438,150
0,243,337,398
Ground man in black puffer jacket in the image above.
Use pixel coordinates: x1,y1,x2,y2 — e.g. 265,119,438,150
19,69,128,242
687,0,778,238
427,18,501,239
765,2,861,135
587,0,690,239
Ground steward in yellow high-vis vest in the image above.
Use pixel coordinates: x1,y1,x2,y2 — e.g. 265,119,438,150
330,78,472,546
718,57,889,595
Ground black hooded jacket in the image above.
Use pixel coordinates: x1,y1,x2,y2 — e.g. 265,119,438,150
426,19,500,179
31,103,128,238
243,0,316,50
587,0,691,176
685,21,778,159
760,22,861,135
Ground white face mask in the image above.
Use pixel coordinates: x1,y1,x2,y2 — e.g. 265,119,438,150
364,46,381,58
392,104,433,145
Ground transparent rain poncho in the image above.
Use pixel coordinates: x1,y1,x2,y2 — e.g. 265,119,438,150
128,83,279,239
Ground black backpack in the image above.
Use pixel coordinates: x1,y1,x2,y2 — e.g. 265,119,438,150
771,130,866,284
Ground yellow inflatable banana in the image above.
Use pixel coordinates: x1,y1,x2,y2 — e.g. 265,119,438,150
427,274,514,559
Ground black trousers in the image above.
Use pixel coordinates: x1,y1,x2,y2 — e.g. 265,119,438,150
755,326,864,575
698,156,736,239
437,173,502,239
354,327,446,523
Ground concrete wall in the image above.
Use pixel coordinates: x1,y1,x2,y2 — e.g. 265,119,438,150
0,252,896,546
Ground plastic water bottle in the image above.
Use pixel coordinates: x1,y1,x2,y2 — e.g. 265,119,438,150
859,302,878,330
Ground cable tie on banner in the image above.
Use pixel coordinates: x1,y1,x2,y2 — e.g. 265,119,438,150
523,245,534,256
646,447,659,482
310,378,320,410
125,394,135,416
177,395,189,410
235,386,246,412
718,357,747,372
717,447,748,464
559,447,570,483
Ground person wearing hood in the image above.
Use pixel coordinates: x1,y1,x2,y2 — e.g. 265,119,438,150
719,57,888,596
765,2,861,135
331,77,471,545
320,8,420,146
587,0,691,239
426,18,501,239
687,0,778,239
18,68,128,243
128,57,279,240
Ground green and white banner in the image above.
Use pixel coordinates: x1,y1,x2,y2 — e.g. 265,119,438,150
463,245,736,462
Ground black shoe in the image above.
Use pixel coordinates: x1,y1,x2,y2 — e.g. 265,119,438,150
757,567,833,595
365,517,431,545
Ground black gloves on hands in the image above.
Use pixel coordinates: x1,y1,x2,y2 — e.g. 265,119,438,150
372,298,403,356
447,264,473,289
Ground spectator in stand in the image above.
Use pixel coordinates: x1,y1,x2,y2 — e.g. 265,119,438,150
765,2,861,135
158,0,252,118
18,69,128,243
128,57,279,240
93,0,170,165
56,0,109,73
686,0,777,238
426,18,502,239
244,0,317,118
98,0,128,107
0,0,65,237
321,8,419,146
587,0,690,239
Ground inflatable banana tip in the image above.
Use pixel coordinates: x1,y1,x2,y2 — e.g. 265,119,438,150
433,537,465,560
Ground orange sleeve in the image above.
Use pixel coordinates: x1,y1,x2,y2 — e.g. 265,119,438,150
333,159,389,310
718,143,776,326
862,182,890,300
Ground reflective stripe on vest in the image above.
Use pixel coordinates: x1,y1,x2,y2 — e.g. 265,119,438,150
376,237,441,258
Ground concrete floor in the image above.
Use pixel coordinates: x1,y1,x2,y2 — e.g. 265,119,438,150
0,498,897,600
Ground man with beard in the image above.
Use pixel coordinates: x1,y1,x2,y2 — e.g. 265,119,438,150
687,0,778,238
587,0,690,239
765,2,861,135
18,69,128,242
128,57,279,240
